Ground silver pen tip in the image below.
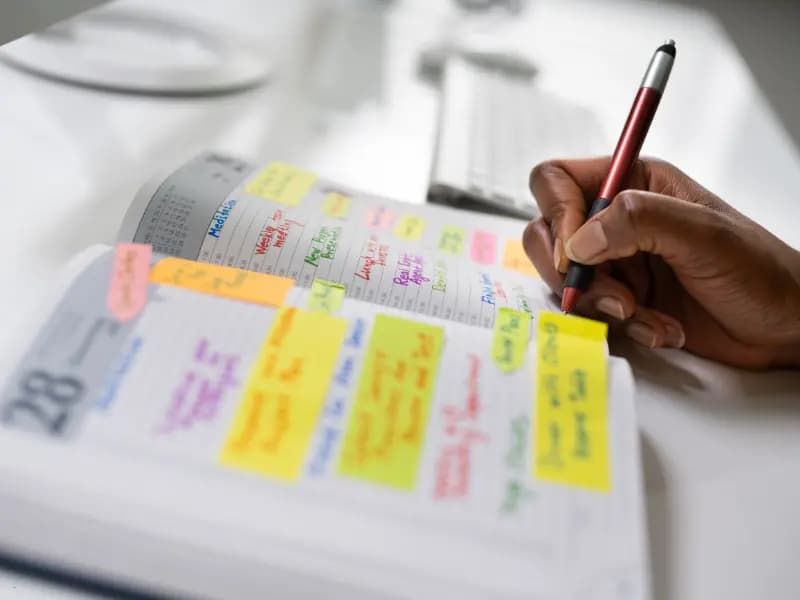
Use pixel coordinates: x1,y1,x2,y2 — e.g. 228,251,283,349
664,39,676,46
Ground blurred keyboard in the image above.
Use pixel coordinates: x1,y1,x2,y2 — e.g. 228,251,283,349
429,56,605,219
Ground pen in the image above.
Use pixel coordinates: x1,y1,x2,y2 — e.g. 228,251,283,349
561,40,676,314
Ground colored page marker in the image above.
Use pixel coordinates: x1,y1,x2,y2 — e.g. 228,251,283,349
221,307,347,481
491,308,531,373
338,314,444,490
107,243,152,321
502,239,539,277
437,225,466,256
321,192,352,218
150,257,293,307
394,215,426,241
533,312,609,492
363,206,395,230
308,279,346,314
244,162,317,206
470,231,497,265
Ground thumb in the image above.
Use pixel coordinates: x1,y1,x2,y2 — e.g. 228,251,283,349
564,190,726,271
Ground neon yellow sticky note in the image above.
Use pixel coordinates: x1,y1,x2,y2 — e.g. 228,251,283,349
338,315,444,490
502,239,539,277
394,215,426,241
321,192,352,218
308,279,345,314
436,225,466,256
492,308,531,373
244,162,317,206
533,312,609,492
221,307,347,481
150,257,293,307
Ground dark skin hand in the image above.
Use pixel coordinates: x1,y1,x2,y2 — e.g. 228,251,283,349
523,157,800,370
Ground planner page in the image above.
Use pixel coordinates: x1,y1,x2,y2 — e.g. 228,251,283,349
0,245,648,600
118,152,557,328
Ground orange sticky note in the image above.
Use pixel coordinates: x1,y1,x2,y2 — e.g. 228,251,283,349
107,243,152,321
502,239,539,277
150,257,293,307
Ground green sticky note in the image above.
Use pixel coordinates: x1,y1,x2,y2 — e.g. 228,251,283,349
491,308,531,373
307,279,346,314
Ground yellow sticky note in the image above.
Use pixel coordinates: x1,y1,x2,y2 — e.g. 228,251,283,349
321,192,352,218
338,314,444,490
436,225,466,256
244,162,317,206
533,312,609,492
221,307,347,481
492,308,531,373
394,215,426,241
150,257,293,307
308,279,345,314
502,239,539,277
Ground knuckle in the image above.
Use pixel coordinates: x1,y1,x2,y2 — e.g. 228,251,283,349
529,160,564,193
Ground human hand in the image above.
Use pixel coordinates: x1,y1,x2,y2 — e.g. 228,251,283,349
523,157,800,369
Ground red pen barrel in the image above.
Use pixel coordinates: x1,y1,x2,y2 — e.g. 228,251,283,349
598,86,662,200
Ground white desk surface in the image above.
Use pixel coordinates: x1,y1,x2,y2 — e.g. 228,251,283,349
1,0,799,599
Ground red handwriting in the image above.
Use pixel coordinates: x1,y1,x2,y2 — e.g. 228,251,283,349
254,210,303,255
355,235,390,281
433,353,486,499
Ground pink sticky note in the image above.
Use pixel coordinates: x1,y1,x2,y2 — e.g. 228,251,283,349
470,231,497,265
107,243,152,321
364,206,395,230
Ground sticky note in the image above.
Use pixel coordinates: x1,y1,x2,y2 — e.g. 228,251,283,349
502,239,539,277
221,308,347,480
321,192,352,218
491,308,531,373
394,215,426,241
244,162,317,206
363,206,395,230
470,230,497,265
436,225,465,256
338,314,444,490
533,312,609,492
150,257,293,307
308,279,345,314
107,243,151,321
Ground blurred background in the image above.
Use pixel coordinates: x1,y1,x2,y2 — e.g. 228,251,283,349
664,0,800,150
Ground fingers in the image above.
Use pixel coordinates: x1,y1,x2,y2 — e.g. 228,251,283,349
528,157,651,272
563,190,729,277
523,218,637,319
527,156,736,274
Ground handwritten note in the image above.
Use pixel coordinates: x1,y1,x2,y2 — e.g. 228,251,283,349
321,192,352,218
244,162,317,206
338,315,444,490
491,308,531,373
107,243,151,321
221,308,347,481
534,312,609,492
308,279,345,314
434,353,486,500
436,225,466,256
156,338,240,434
150,257,293,307
502,239,539,277
470,231,497,265
394,215,426,241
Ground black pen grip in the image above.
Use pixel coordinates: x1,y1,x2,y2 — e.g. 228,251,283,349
563,197,612,291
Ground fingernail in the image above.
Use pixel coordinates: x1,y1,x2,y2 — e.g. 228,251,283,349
663,322,686,348
553,238,568,273
595,297,626,320
626,321,657,348
565,221,608,263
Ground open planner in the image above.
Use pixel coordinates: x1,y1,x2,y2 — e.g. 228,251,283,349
0,153,649,599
